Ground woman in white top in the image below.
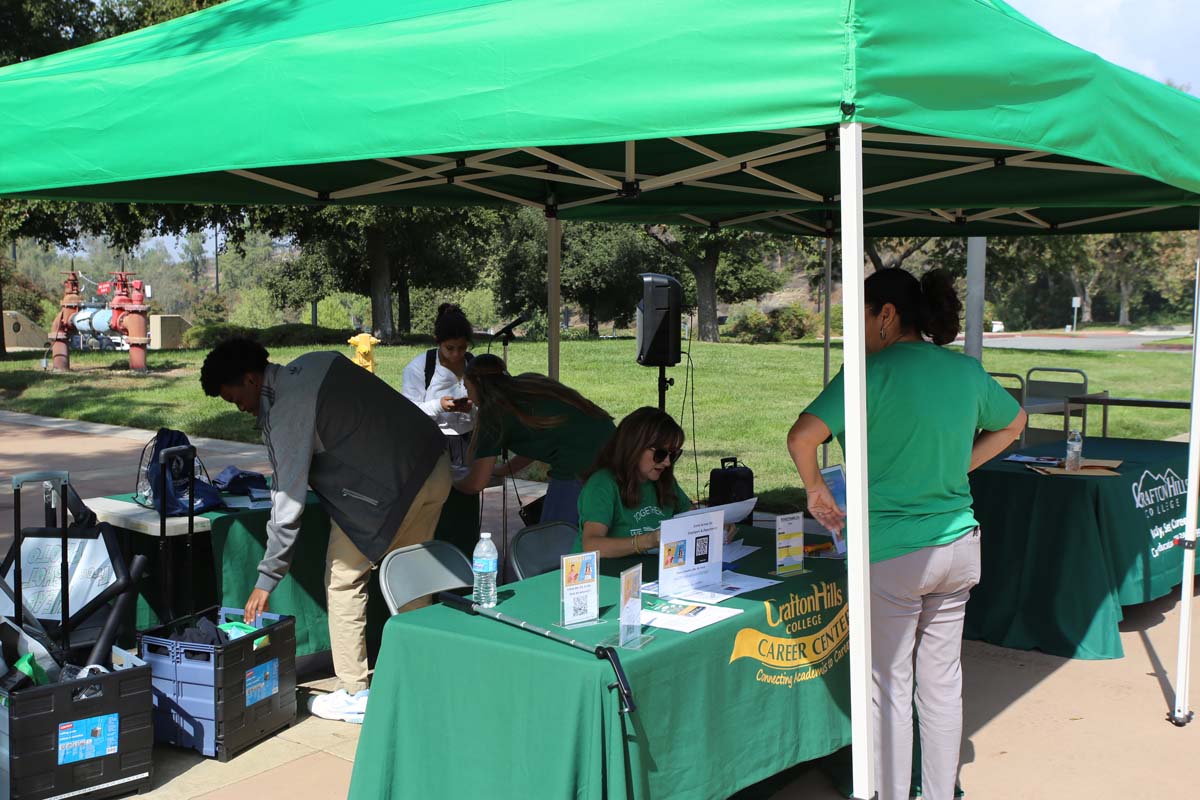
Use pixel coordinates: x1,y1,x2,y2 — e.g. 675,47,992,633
401,303,479,554
401,304,475,476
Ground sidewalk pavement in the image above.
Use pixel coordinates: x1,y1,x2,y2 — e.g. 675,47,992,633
1,411,1197,798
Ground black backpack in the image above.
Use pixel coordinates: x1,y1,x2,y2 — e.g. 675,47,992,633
424,348,474,389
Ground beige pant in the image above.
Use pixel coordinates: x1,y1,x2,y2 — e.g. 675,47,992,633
871,529,981,800
325,452,452,693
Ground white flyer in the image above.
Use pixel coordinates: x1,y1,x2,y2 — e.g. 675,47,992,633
619,564,643,647
641,596,744,633
560,551,600,628
658,509,724,599
642,570,780,604
722,540,760,563
675,496,758,526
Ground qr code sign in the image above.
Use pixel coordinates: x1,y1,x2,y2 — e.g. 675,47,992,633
572,595,589,616
695,535,710,564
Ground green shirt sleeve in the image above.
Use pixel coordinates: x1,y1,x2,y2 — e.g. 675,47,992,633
802,367,846,438
976,365,1022,431
672,480,692,514
578,470,619,528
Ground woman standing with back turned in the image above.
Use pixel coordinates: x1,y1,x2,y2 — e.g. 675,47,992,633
787,268,1026,800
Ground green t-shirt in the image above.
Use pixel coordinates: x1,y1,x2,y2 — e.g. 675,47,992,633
803,341,1020,563
474,399,615,480
574,468,692,552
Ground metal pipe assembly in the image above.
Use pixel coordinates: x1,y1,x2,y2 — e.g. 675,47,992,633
49,270,151,372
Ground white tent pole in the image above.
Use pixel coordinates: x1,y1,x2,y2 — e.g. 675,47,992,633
547,214,562,381
965,237,986,360
1170,213,1200,726
822,235,833,468
839,121,876,799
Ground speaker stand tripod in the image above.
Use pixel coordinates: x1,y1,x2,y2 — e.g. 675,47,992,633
657,365,674,412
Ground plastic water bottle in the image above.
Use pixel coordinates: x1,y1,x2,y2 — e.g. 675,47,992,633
472,532,498,608
1065,430,1083,472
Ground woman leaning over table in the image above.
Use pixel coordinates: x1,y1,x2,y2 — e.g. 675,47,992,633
786,268,1026,800
576,407,692,556
454,354,615,526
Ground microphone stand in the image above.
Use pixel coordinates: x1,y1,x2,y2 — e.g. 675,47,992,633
493,325,519,583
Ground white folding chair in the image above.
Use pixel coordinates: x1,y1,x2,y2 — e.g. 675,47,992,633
378,540,474,614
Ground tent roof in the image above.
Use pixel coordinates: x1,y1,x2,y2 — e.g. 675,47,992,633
1,0,1198,235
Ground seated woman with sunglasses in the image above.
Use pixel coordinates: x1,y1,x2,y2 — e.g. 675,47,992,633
575,407,692,557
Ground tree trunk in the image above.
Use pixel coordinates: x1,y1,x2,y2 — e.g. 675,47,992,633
1118,278,1133,326
1067,272,1093,326
587,310,599,337
395,260,411,334
366,226,394,340
693,238,721,342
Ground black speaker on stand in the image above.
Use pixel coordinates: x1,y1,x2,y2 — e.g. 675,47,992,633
636,273,682,410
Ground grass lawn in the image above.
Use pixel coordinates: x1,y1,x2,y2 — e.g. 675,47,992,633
1,340,1192,511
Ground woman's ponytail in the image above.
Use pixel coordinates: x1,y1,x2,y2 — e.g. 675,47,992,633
918,269,961,346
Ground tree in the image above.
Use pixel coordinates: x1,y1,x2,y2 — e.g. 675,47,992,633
642,226,783,341
563,222,678,336
1090,233,1161,326
180,232,207,283
864,237,935,272
253,205,500,340
983,236,1080,330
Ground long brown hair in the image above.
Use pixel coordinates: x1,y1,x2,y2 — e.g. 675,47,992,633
466,353,611,450
586,407,685,509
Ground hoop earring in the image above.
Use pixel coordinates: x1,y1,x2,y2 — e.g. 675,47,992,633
879,327,886,341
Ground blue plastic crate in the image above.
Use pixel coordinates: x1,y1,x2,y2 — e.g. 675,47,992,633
138,606,296,761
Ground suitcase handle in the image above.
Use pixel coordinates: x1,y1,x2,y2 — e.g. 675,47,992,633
720,457,739,469
11,471,70,490
158,445,196,464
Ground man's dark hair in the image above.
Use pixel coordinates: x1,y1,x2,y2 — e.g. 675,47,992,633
200,337,270,397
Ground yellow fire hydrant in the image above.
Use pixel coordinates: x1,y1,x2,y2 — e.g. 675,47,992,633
348,333,381,373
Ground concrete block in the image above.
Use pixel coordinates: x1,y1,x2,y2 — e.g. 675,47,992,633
2,310,48,349
150,314,190,349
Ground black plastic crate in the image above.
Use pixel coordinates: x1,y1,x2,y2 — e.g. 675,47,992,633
0,647,153,800
138,606,296,762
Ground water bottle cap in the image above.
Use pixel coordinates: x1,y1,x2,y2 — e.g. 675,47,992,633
480,532,492,539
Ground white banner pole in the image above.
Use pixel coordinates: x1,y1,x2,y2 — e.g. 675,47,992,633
823,235,834,467
1170,212,1200,726
840,121,876,799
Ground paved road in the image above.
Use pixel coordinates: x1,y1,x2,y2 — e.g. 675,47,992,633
976,332,1188,351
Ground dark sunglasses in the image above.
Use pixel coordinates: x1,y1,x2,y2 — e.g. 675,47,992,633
649,446,684,464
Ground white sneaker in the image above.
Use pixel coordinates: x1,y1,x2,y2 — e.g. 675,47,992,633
310,689,368,723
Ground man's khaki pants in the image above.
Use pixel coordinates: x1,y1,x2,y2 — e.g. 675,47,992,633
325,451,452,693
871,528,981,800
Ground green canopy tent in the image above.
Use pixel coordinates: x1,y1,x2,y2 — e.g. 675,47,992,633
3,0,1200,796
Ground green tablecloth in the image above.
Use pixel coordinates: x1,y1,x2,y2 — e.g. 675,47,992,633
348,528,852,800
965,438,1200,659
